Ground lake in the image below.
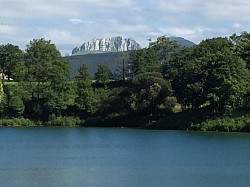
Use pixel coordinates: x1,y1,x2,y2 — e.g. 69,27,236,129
0,127,250,187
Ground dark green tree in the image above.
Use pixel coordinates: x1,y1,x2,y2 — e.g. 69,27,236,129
132,72,173,114
0,44,24,80
2,84,28,117
75,64,99,115
129,48,160,76
165,37,250,113
94,64,113,88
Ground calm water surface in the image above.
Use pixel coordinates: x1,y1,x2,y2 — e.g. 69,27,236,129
0,127,250,187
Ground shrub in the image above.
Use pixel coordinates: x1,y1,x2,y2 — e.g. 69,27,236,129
47,115,82,127
0,118,34,126
190,115,250,132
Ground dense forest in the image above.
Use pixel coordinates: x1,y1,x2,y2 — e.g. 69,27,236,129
1,32,250,132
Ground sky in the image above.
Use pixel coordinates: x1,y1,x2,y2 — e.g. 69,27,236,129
1,0,250,56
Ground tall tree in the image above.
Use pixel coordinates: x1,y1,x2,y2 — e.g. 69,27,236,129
75,64,99,115
24,38,71,118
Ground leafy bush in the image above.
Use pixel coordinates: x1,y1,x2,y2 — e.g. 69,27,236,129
47,115,82,127
190,115,250,132
0,118,34,126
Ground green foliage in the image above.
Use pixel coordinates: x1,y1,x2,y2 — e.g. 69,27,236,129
0,117,34,126
149,35,181,61
76,63,92,81
190,115,250,132
9,96,25,116
0,43,24,80
129,48,160,76
2,84,28,117
47,114,82,127
132,72,173,113
230,32,250,68
24,38,72,118
94,64,113,86
165,37,250,113
97,87,135,117
146,108,208,130
75,64,99,115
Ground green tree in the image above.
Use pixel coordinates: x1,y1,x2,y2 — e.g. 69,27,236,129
75,64,99,115
94,64,113,87
129,48,160,76
0,44,24,80
149,36,181,62
230,32,250,106
132,72,173,114
2,84,27,117
9,96,25,117
166,37,250,113
230,32,250,68
24,38,71,118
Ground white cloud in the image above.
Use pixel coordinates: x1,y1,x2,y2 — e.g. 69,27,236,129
151,0,250,22
0,25,18,35
107,19,151,34
159,26,212,41
69,19,84,24
233,23,241,28
151,0,202,13
44,29,83,46
203,0,250,22
82,0,134,7
0,0,135,19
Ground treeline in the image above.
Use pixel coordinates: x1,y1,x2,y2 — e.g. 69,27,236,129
1,33,250,131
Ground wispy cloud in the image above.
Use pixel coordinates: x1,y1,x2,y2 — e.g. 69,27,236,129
1,0,250,53
69,19,84,24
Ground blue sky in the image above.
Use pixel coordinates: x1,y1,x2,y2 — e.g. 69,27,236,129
0,0,250,55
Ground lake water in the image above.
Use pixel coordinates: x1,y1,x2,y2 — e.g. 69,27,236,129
0,127,250,187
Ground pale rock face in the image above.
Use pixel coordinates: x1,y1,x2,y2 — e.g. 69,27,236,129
72,36,141,55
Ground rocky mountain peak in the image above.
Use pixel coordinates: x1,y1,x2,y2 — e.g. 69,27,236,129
72,36,141,55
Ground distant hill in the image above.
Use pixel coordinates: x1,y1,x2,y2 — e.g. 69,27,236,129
64,51,130,78
169,36,196,47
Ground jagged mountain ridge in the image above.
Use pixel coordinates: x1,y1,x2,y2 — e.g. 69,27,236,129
72,36,141,55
